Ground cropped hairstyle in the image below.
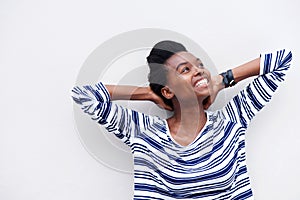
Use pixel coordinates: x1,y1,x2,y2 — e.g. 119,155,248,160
147,40,187,109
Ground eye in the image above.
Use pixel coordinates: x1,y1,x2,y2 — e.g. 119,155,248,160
198,63,204,68
181,66,190,73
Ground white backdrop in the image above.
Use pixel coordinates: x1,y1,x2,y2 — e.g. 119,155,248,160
1,0,300,199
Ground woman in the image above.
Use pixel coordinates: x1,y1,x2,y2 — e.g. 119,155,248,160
71,40,292,199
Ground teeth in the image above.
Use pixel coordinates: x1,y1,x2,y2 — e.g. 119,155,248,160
195,79,208,87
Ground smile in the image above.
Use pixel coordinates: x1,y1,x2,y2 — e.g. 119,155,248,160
195,78,208,88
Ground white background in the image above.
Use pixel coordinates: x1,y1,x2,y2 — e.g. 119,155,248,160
1,0,300,199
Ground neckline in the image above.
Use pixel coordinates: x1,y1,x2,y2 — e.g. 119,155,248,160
163,111,211,148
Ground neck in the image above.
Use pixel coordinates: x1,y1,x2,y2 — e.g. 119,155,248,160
167,98,207,146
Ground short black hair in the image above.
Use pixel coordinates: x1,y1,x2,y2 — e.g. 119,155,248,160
147,40,187,109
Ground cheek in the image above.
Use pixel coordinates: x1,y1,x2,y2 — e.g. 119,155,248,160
204,69,211,76
166,78,187,96
172,78,194,96
167,72,182,85
169,75,190,87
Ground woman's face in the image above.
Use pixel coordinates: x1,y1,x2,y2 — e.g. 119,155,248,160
163,51,212,104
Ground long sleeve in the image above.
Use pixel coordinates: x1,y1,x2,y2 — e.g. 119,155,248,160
71,82,142,146
223,49,292,127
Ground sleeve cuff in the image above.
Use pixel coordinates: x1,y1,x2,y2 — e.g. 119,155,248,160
259,49,292,75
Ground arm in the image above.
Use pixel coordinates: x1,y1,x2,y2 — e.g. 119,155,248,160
203,58,260,109
71,82,172,146
105,85,152,101
223,49,292,127
71,82,143,146
232,58,260,83
105,85,173,110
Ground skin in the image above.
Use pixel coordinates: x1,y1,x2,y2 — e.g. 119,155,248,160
161,51,223,146
105,51,260,146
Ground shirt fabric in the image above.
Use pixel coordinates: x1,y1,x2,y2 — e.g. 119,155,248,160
71,49,292,200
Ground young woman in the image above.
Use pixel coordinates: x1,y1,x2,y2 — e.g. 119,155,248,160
71,40,292,199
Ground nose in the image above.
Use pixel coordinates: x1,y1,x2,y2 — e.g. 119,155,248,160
192,65,204,76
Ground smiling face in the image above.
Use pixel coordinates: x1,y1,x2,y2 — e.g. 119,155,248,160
161,51,212,105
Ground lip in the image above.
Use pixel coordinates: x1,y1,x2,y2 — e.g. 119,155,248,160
193,76,209,87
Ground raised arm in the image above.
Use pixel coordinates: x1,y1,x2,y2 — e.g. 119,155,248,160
105,85,173,111
105,85,151,101
71,82,145,146
203,57,260,109
71,82,172,146
223,49,292,127
231,57,260,83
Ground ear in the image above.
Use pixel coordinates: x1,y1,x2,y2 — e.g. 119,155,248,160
161,86,174,99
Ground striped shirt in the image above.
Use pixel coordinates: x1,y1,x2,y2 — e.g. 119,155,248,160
71,49,292,199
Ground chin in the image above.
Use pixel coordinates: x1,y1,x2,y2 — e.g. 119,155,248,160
195,92,209,102
195,88,210,96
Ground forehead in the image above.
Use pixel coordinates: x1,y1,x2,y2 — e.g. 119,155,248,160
165,51,198,68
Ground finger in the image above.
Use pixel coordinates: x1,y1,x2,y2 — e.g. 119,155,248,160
165,105,173,111
161,103,173,111
157,102,173,111
203,100,211,110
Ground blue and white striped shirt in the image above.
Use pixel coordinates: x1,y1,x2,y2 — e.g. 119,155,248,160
72,49,292,199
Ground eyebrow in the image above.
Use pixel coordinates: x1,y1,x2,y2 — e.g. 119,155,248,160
175,58,201,71
176,62,188,71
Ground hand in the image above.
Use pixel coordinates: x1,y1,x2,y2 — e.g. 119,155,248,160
203,75,224,110
148,87,173,111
